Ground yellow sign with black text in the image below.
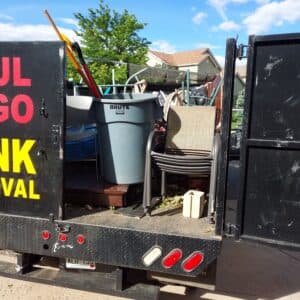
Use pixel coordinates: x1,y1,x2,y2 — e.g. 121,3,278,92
0,138,40,200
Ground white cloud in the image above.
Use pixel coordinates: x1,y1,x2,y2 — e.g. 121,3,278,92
231,0,248,3
152,40,177,53
0,14,13,21
207,0,248,21
255,0,270,5
213,20,241,31
192,12,207,25
244,0,300,34
0,22,79,42
215,55,225,67
207,0,228,20
196,43,220,49
59,18,78,27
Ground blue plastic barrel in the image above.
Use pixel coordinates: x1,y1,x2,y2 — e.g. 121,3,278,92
94,93,161,184
65,124,98,161
66,96,98,161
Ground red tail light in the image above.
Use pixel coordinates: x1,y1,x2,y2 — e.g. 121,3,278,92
76,234,85,245
162,249,182,269
41,230,50,240
182,251,204,272
59,233,68,242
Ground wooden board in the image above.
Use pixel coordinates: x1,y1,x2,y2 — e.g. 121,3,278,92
64,162,128,207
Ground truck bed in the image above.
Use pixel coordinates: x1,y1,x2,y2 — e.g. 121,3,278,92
64,161,218,240
65,206,218,239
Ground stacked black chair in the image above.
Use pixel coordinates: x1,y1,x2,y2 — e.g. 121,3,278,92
143,106,220,218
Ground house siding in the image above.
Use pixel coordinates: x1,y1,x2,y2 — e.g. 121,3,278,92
197,58,219,76
147,52,164,67
178,58,219,76
177,65,198,73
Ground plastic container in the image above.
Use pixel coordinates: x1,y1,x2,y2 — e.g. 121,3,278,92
183,190,205,218
66,95,96,125
65,96,98,161
183,192,192,218
65,125,98,161
94,93,161,184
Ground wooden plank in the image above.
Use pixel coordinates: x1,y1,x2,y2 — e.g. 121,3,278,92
64,162,128,207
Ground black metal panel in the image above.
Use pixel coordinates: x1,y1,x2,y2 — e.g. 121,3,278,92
249,42,300,141
237,33,300,247
215,39,236,235
244,148,300,243
0,42,65,219
0,214,221,278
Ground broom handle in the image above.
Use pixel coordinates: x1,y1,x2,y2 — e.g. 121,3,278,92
44,10,90,87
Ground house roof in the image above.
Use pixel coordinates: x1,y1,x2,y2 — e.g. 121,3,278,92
149,50,175,65
149,48,221,70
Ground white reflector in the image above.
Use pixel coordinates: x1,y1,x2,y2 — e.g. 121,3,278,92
142,246,162,267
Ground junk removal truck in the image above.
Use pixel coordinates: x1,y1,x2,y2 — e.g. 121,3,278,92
0,32,299,299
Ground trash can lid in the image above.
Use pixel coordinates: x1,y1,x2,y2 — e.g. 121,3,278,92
97,93,158,104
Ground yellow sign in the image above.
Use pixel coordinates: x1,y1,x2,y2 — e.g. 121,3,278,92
0,138,40,200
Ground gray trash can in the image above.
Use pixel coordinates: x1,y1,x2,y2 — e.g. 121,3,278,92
94,93,161,184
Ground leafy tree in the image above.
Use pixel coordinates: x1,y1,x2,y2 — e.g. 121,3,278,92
235,88,245,109
231,88,245,130
67,0,151,85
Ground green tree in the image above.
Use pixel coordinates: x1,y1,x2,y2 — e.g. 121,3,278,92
235,88,245,109
231,88,245,130
68,0,151,85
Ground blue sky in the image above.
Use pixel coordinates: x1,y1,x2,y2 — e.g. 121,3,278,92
0,0,300,66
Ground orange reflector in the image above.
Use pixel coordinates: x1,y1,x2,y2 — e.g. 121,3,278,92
76,234,85,245
41,230,50,240
182,251,204,272
142,246,162,267
59,233,68,242
162,249,182,269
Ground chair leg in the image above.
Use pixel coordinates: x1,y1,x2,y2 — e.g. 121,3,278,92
143,144,152,215
142,130,156,215
161,171,166,199
143,153,150,214
208,162,217,223
146,164,152,215
208,134,221,223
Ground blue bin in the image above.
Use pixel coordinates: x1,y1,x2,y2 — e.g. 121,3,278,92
66,96,98,161
94,93,161,184
65,124,98,161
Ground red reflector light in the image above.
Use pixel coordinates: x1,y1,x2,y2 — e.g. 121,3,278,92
59,233,68,242
182,251,204,272
76,234,85,245
162,249,182,269
41,230,50,240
